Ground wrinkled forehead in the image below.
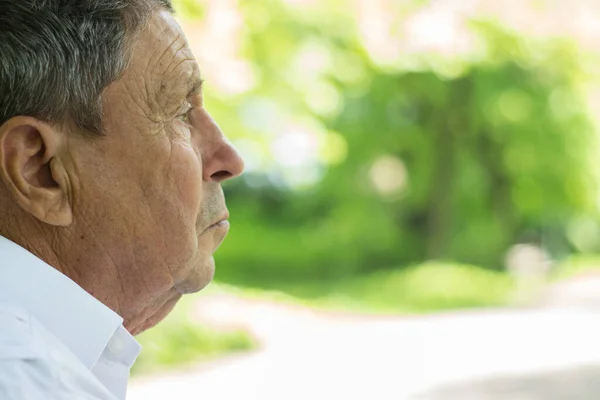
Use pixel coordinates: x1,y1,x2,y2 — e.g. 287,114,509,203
125,10,200,103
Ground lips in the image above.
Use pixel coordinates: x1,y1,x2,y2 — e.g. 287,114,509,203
209,219,230,229
204,212,230,232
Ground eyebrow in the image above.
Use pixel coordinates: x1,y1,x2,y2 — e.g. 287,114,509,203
186,77,204,98
156,68,203,108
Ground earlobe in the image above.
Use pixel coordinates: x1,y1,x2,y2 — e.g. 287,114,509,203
0,117,73,226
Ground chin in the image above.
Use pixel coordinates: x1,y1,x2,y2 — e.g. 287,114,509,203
130,293,182,335
175,252,215,294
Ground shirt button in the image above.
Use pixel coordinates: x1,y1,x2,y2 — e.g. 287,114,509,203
108,335,125,354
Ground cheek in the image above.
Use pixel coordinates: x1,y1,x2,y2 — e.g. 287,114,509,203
150,142,203,272
169,142,203,226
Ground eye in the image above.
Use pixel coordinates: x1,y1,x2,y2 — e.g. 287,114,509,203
178,112,189,123
177,104,193,124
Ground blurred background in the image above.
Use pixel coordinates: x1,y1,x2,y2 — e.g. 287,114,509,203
129,0,600,399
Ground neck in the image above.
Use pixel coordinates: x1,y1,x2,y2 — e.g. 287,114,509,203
0,206,178,335
0,208,125,315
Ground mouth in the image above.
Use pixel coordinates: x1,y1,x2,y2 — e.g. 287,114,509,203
209,219,230,230
204,212,230,233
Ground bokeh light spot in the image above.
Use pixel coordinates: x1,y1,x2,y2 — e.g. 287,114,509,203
369,155,409,196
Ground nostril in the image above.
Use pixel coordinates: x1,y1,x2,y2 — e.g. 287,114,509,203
211,170,233,182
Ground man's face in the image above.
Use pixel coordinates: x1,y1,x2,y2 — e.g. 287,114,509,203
68,10,244,334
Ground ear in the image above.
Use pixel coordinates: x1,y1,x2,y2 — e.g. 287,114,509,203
0,117,72,226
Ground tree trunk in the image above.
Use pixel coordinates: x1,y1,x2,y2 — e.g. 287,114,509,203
427,76,472,259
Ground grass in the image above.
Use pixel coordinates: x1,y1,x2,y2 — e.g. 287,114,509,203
236,261,519,314
550,254,600,280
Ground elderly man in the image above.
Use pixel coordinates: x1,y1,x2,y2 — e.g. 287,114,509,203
0,0,244,398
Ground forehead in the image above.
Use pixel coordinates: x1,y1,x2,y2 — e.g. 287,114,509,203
129,10,200,99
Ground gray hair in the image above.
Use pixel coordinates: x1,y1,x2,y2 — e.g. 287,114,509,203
0,0,173,135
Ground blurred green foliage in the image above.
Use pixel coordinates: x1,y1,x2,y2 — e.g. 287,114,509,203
255,261,517,313
175,0,599,285
551,254,600,281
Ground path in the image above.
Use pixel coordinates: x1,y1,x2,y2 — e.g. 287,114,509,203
128,279,600,400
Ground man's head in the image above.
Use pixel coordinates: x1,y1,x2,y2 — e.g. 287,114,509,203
0,1,244,334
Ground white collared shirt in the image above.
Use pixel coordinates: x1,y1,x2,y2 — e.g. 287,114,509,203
0,236,141,399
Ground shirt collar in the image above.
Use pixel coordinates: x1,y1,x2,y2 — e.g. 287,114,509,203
0,235,140,370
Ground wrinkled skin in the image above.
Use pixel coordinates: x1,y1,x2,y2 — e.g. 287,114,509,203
0,9,244,335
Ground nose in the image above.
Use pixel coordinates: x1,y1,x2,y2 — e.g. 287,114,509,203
203,139,245,182
200,116,245,183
